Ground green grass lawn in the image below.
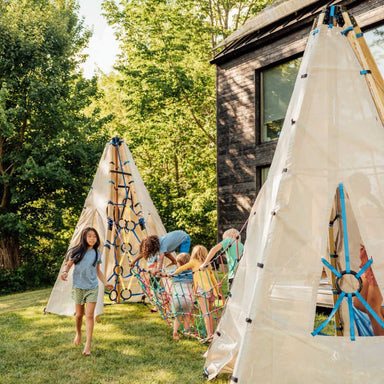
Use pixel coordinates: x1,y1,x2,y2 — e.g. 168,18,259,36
0,288,229,384
0,289,336,384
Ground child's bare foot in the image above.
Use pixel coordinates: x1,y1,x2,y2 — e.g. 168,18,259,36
82,346,91,356
73,333,81,346
173,333,179,340
199,335,213,344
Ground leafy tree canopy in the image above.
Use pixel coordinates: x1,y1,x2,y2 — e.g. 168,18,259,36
99,0,271,247
0,0,108,274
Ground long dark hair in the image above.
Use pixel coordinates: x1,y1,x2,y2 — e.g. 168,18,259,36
69,227,100,266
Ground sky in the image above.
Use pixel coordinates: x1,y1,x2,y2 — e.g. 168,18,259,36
75,1,384,79
78,0,120,78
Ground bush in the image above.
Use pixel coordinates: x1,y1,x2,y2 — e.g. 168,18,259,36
0,266,27,296
0,254,61,296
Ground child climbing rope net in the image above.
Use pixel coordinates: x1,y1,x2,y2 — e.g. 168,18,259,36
130,240,242,342
103,137,246,341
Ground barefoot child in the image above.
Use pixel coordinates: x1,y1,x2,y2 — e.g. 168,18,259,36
170,253,194,340
172,245,218,342
129,230,190,275
129,231,190,312
61,227,113,356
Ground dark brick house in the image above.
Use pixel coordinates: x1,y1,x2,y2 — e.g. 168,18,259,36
213,0,384,238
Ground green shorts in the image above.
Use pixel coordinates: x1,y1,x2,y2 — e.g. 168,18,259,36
72,286,99,305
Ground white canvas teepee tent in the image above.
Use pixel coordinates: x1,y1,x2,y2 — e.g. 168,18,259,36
46,138,166,317
204,8,384,383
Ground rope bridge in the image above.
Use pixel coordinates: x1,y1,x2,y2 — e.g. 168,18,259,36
104,137,245,341
131,253,232,341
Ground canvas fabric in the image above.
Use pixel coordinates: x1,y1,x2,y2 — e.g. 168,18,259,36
46,141,167,317
204,21,384,383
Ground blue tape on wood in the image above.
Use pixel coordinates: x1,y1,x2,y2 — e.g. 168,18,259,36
341,26,353,35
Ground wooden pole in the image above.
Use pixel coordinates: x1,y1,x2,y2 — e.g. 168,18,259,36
328,190,343,336
102,142,118,302
112,141,122,303
342,11,384,127
119,145,148,242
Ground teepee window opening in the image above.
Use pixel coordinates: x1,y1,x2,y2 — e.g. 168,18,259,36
313,184,384,339
259,57,302,142
365,25,384,77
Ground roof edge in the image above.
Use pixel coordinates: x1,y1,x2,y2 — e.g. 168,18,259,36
214,0,321,50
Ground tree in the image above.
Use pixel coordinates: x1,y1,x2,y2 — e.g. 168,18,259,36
201,0,273,49
0,0,108,272
99,0,270,246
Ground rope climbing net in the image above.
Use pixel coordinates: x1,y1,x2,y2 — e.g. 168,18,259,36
104,137,246,341
130,239,244,342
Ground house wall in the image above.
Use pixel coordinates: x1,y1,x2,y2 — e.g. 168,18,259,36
215,0,384,239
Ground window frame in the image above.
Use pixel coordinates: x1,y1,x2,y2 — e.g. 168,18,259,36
256,164,271,192
255,52,303,145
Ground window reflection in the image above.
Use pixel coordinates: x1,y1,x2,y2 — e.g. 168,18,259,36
365,26,384,77
261,166,270,185
261,58,301,142
259,25,384,143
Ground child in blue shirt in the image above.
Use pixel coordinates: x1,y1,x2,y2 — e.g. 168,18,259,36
61,227,113,356
170,252,194,340
130,230,191,275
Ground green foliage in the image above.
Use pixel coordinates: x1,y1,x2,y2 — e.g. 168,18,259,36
0,0,108,278
0,0,272,289
100,0,270,248
0,266,26,295
314,311,335,336
100,0,217,247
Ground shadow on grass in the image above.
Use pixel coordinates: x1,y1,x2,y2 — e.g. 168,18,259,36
0,288,229,384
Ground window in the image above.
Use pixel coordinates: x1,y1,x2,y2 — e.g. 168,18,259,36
261,166,270,185
258,25,384,143
365,25,384,77
256,165,271,192
260,57,302,142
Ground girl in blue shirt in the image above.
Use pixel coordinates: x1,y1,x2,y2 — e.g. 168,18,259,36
61,227,113,356
130,230,190,275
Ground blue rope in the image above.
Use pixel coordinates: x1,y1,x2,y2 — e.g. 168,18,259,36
329,6,335,28
312,292,346,336
115,144,131,201
321,258,341,278
354,291,384,330
355,258,373,278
